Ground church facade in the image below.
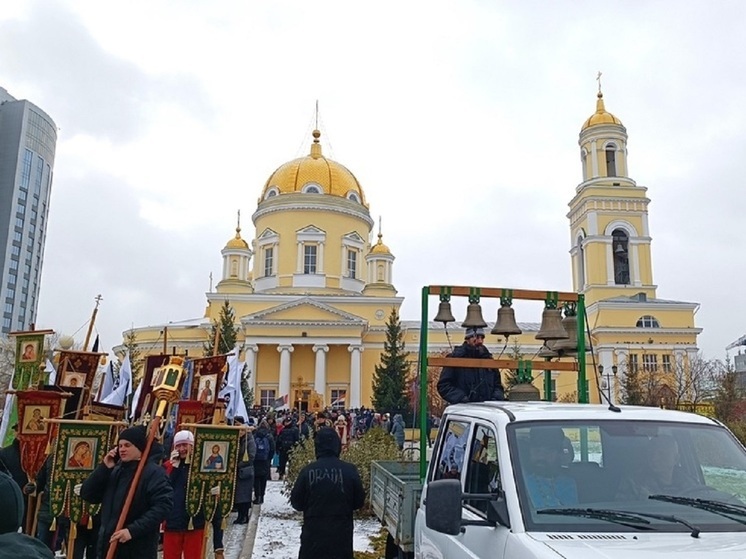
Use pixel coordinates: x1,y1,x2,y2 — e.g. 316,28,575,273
121,93,701,408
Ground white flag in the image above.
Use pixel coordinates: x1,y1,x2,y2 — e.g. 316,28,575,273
219,350,240,419
129,379,143,420
45,359,57,385
102,352,132,406
96,361,116,402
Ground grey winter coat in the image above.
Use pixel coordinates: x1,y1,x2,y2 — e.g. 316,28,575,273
234,432,256,505
390,415,405,449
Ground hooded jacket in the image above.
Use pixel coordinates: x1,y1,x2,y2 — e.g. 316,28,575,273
390,414,406,448
437,342,505,404
81,442,173,559
0,471,53,559
290,427,365,559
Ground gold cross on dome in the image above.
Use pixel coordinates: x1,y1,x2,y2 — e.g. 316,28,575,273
596,71,603,93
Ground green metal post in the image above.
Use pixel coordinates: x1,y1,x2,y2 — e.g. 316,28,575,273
419,286,430,481
577,294,587,403
544,370,552,401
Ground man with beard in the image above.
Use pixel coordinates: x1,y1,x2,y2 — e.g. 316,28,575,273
437,327,505,405
522,427,578,509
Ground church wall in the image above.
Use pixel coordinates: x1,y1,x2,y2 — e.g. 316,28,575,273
255,345,280,386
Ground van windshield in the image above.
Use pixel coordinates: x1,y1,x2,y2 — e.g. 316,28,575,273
507,420,746,533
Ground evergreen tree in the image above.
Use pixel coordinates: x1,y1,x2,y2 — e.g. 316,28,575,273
204,300,239,355
371,308,410,414
203,300,253,411
121,329,143,383
504,339,523,390
620,359,646,405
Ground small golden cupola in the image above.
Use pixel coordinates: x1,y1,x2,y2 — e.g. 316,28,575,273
578,79,631,186
259,129,368,206
216,211,253,294
363,224,396,297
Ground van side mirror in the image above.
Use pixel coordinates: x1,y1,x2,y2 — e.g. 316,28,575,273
425,479,463,535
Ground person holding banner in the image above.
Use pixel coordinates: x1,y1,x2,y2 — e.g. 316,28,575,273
162,430,205,559
0,470,53,558
80,425,173,559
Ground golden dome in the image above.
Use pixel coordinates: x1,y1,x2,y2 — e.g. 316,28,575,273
225,226,249,250
581,92,623,131
370,233,391,255
260,130,367,206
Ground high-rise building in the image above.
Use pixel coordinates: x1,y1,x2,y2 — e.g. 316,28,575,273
0,87,57,334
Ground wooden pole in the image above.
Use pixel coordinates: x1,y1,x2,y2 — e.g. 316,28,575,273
163,326,168,356
105,417,160,559
83,295,103,351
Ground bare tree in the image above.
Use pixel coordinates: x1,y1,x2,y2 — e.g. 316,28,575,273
670,352,717,407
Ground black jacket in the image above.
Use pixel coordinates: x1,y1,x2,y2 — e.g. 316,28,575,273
290,428,365,559
0,440,26,490
252,428,275,478
80,444,173,559
277,424,300,453
437,342,505,405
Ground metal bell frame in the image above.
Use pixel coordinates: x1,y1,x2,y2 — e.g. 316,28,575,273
417,285,587,481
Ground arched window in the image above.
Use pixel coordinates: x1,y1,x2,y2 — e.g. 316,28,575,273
302,183,322,194
347,192,360,203
581,149,588,178
265,187,279,199
577,236,586,288
612,228,630,285
605,145,617,177
636,315,660,328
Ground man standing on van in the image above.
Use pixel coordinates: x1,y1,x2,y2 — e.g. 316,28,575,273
438,327,505,405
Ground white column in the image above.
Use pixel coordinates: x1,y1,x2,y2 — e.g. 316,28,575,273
348,344,363,409
313,344,329,399
631,243,641,286
318,241,325,273
606,241,615,284
277,344,294,400
591,140,599,177
245,344,259,401
296,242,303,273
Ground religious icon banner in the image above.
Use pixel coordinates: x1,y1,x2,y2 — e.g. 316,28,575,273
11,331,50,389
176,400,210,430
15,390,68,482
190,355,228,407
56,350,104,391
183,424,241,523
49,421,114,523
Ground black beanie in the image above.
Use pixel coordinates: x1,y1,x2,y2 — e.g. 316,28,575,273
0,471,23,534
118,425,148,452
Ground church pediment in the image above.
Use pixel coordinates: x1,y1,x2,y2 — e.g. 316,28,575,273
243,297,365,324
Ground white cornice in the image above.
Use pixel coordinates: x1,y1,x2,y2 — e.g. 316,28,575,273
252,195,374,227
205,292,403,306
590,327,703,336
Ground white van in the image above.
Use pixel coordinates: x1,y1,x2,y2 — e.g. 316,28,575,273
415,402,746,558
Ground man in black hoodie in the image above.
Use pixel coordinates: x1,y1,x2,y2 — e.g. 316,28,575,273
80,425,173,559
290,427,365,559
0,470,53,558
437,327,505,404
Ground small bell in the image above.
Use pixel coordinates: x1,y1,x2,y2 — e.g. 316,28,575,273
461,303,487,329
491,303,522,338
433,301,456,324
553,315,578,355
537,343,558,359
535,308,569,341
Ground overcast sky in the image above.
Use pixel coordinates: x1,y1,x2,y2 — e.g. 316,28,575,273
1,1,744,360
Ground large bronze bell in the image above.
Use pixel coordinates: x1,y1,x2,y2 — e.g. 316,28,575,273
535,308,569,341
537,342,558,359
491,303,522,338
553,315,578,354
433,301,456,324
461,303,488,328
508,382,541,401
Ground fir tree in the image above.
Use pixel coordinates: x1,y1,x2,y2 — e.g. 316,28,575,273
121,329,143,383
371,308,411,414
620,359,646,405
203,300,253,410
504,339,523,390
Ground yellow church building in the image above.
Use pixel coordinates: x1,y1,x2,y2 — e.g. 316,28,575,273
121,91,701,408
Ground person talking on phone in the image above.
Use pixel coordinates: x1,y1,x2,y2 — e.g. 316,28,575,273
80,425,173,559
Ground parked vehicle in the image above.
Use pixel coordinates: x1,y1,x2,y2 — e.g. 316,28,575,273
373,401,746,558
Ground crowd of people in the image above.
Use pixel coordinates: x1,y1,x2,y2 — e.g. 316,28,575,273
0,404,413,559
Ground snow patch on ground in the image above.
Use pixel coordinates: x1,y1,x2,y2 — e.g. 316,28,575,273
251,479,381,558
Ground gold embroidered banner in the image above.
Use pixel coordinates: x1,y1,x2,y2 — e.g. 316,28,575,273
183,424,241,522
15,390,68,482
11,330,52,389
48,420,118,523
